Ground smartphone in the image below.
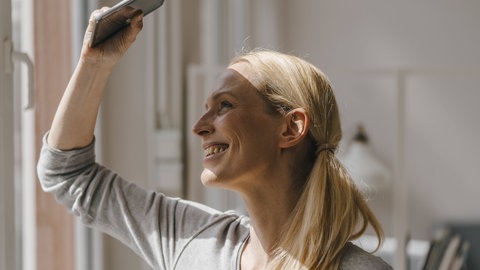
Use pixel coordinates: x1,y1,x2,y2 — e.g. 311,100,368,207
89,0,165,47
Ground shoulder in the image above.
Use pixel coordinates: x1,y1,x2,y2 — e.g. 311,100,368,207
340,242,393,270
174,199,250,233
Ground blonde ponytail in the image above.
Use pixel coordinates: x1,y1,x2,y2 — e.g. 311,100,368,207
267,151,383,269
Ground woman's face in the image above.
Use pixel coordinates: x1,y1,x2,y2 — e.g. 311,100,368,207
192,63,284,190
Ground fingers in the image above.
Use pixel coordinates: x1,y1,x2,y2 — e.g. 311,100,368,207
112,11,143,53
122,6,141,19
87,7,143,46
88,7,110,28
85,7,111,47
125,10,144,42
111,9,143,49
80,7,144,66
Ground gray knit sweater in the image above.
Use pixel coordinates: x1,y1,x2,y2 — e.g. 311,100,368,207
37,135,392,270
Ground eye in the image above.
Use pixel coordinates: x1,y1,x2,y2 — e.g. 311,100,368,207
219,100,233,111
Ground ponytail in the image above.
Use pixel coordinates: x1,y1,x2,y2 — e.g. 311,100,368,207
267,150,384,270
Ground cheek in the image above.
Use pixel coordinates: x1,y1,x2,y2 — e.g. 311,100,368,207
219,110,282,146
238,117,281,148
218,113,249,136
233,119,262,145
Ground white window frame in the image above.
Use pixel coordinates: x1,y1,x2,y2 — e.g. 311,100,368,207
0,0,16,269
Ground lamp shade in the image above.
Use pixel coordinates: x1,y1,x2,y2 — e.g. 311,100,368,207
341,125,391,194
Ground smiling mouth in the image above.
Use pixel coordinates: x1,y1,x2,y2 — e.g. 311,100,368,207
204,144,229,157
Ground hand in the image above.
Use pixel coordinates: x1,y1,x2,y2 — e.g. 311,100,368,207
80,7,144,68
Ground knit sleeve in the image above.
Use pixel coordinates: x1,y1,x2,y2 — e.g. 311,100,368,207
36,133,228,269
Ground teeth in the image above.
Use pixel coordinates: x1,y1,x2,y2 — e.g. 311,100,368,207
204,145,228,157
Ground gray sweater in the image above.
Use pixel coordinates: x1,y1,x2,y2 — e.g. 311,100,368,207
37,135,392,270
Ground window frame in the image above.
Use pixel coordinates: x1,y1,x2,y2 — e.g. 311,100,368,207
0,0,16,269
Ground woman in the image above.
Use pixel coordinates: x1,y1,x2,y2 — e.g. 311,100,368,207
37,8,392,270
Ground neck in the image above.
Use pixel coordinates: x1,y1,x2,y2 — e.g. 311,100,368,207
236,144,314,269
239,170,304,268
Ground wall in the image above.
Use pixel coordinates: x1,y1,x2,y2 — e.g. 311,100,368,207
282,0,480,69
98,0,480,269
281,0,480,240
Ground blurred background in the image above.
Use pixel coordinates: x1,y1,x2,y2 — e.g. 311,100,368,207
1,0,479,270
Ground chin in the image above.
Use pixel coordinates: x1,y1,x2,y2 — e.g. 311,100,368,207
200,168,233,189
200,168,219,187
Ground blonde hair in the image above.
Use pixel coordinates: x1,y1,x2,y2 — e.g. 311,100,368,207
230,49,384,270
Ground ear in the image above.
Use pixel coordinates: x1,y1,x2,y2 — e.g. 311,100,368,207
279,108,310,149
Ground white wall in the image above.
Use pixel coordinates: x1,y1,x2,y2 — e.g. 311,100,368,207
281,0,480,239
282,0,480,70
98,0,480,269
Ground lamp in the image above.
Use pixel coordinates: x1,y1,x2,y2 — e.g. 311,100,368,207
341,125,391,195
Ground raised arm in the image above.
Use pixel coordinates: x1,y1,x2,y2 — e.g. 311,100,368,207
48,8,143,150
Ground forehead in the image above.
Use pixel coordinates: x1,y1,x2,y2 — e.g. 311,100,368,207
208,66,259,100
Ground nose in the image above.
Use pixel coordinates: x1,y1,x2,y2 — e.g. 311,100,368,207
192,112,214,137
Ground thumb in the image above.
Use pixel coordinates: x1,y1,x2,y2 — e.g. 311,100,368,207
84,7,110,47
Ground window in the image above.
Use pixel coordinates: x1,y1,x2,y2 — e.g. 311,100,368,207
12,0,36,269
0,0,16,269
2,1,77,269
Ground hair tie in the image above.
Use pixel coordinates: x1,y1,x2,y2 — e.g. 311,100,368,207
316,143,336,155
